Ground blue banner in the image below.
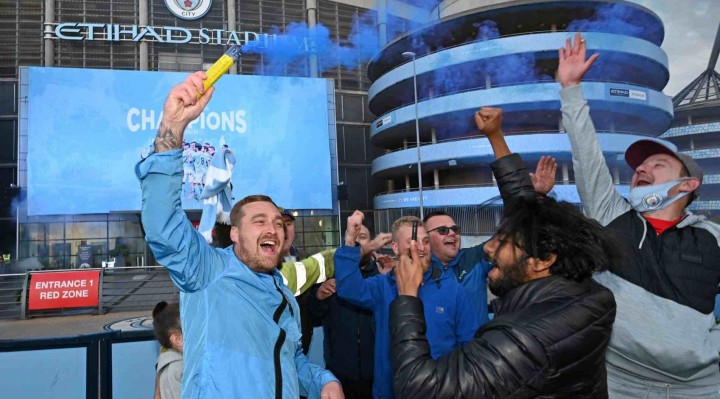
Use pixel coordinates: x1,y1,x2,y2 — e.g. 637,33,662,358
26,67,333,215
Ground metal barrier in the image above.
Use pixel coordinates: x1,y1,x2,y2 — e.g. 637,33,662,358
100,266,179,314
0,273,25,320
0,266,178,320
0,329,157,399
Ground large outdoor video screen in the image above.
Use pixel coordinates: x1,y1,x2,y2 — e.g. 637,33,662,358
25,67,333,216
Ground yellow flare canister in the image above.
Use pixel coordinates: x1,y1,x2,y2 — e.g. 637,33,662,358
197,45,242,99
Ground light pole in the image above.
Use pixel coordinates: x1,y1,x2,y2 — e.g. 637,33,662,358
402,51,424,220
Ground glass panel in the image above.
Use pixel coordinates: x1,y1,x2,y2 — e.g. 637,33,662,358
0,83,16,114
0,167,16,187
341,95,363,122
292,231,305,248
301,216,337,232
18,241,49,259
45,256,70,270
301,231,339,248
47,223,64,240
19,223,44,241
341,126,367,163
67,221,106,240
0,120,16,162
109,220,143,238
303,245,337,255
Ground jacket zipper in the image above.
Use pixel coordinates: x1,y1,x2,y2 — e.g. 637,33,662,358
272,278,293,399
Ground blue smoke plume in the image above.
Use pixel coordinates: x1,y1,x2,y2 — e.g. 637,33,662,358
241,6,426,76
567,3,662,43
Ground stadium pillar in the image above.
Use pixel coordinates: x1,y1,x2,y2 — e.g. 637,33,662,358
139,0,148,70
228,0,237,74
44,0,54,67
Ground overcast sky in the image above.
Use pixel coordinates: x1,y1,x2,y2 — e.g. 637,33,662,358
628,0,719,96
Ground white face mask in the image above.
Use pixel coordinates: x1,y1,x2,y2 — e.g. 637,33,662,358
629,178,691,212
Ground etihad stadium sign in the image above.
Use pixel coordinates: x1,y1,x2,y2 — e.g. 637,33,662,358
45,22,279,47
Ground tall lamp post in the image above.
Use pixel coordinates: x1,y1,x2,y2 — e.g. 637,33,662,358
402,51,424,219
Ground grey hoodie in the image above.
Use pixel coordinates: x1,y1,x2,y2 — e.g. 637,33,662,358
157,349,183,399
560,84,720,397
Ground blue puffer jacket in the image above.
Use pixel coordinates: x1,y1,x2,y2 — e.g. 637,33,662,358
334,245,479,399
137,150,337,399
434,245,493,326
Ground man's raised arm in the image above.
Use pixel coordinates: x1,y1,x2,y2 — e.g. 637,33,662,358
334,211,391,310
558,33,630,225
474,107,539,202
154,72,214,153
137,72,223,292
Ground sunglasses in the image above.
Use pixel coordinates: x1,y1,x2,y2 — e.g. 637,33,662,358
427,225,461,235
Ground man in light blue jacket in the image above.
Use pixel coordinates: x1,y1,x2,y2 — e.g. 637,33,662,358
137,71,343,399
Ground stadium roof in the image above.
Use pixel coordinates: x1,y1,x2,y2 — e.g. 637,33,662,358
672,22,720,109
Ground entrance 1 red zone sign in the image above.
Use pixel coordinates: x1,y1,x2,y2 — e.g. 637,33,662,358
28,270,100,310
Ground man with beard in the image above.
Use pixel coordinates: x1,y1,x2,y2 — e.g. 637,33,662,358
389,194,618,398
335,213,478,399
559,33,720,397
423,107,557,326
138,72,343,398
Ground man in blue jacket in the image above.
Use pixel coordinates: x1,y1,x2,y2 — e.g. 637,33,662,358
138,71,343,399
424,108,557,326
335,212,478,399
308,224,382,399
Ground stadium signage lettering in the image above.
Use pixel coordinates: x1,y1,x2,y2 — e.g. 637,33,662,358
28,270,100,311
126,108,248,134
48,22,277,47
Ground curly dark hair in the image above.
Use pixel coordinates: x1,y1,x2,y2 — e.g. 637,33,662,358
152,301,181,349
496,195,622,282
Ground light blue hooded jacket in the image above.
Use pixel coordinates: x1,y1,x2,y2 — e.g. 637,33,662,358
137,149,337,398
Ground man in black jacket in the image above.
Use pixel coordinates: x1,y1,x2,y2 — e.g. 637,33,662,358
423,108,558,328
307,224,387,399
389,123,619,398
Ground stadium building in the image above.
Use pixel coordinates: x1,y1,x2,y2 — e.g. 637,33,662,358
0,0,419,270
661,24,720,218
367,0,674,241
0,0,690,268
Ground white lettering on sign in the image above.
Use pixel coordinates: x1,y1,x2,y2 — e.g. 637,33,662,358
28,271,100,311
62,290,89,298
39,291,60,299
629,90,647,101
127,108,248,134
49,22,279,48
34,279,88,289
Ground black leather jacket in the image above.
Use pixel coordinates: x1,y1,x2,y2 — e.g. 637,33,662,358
390,275,616,398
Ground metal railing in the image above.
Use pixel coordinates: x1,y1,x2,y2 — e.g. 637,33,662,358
375,179,633,197
0,273,25,320
0,266,178,320
379,130,654,154
371,77,664,119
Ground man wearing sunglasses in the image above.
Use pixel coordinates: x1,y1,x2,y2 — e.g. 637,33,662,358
424,107,557,325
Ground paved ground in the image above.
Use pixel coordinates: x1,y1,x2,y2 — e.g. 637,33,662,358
0,310,153,340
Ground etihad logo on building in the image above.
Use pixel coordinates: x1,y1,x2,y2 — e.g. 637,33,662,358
609,88,647,101
164,0,212,20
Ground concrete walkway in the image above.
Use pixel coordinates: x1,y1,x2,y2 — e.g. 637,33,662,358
0,310,152,341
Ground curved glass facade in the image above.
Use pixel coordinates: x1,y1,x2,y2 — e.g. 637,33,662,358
367,0,675,233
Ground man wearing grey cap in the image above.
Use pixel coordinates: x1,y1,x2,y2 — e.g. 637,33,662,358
558,33,720,398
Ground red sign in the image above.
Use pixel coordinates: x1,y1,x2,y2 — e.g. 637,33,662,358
28,270,100,310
